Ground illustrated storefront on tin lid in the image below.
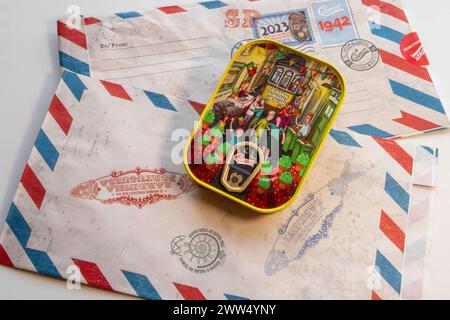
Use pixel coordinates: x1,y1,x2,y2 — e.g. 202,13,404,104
261,54,306,108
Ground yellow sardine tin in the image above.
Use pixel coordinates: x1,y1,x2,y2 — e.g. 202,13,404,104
184,40,346,213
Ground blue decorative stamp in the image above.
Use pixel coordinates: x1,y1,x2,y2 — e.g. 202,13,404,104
252,9,315,47
310,0,359,47
265,160,365,276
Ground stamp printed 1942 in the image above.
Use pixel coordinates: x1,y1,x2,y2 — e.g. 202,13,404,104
310,0,359,47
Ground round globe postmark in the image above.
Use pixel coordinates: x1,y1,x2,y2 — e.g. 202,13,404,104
341,39,379,71
170,228,226,273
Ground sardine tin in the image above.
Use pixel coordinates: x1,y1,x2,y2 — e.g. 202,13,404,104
184,39,346,213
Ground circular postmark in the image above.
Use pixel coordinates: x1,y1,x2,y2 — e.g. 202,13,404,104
341,39,379,71
231,39,253,58
170,228,226,273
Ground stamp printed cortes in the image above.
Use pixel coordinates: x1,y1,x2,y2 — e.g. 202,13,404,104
252,9,315,47
341,39,380,71
310,0,359,47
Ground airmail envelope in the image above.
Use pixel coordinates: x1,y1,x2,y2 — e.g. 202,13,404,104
0,71,437,299
58,0,449,139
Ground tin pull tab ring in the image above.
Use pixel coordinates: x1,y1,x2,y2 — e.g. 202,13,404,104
221,141,264,193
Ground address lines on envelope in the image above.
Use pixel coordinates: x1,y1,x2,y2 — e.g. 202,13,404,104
339,79,375,116
90,36,214,81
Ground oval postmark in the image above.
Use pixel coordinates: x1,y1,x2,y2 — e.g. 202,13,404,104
171,228,226,273
341,39,379,71
70,167,196,208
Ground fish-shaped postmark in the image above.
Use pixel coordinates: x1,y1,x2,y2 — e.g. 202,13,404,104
265,160,364,276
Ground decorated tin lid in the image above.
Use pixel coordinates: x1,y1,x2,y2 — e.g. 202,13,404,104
296,153,310,166
280,172,293,185
212,124,224,134
279,156,292,170
205,153,220,165
184,39,346,213
217,142,231,155
210,127,224,139
204,110,215,124
258,177,271,190
201,134,211,146
261,161,273,175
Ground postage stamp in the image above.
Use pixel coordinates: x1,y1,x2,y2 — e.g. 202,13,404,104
310,0,359,48
341,39,380,71
252,9,315,47
70,167,196,208
171,228,226,273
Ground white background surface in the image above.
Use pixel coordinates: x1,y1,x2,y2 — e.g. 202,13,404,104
0,0,449,300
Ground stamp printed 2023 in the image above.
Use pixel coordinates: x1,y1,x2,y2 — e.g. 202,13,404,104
252,9,315,47
310,0,359,47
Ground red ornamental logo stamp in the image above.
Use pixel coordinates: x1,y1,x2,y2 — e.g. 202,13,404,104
400,32,429,67
70,168,196,208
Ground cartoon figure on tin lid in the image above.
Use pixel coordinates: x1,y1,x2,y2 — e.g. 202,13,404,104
296,112,314,141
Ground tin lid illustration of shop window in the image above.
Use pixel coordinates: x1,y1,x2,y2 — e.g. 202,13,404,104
184,39,346,214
